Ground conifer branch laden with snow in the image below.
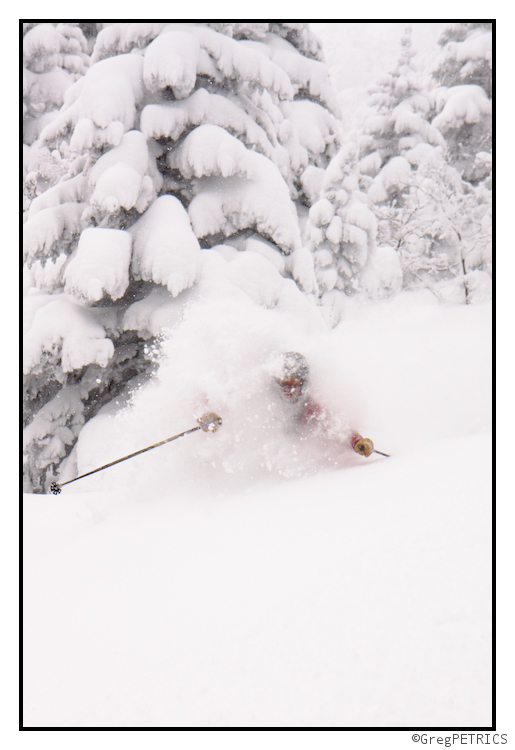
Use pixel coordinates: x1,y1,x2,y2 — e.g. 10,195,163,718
431,22,492,185
348,24,492,305
23,22,341,492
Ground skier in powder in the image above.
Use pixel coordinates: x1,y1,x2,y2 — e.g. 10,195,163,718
275,351,377,458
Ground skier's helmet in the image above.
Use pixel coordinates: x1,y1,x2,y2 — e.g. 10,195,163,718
276,352,309,402
280,352,309,383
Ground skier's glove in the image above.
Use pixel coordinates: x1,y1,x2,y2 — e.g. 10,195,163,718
197,412,223,432
352,436,374,457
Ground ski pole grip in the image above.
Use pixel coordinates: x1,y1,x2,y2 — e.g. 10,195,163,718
197,412,223,432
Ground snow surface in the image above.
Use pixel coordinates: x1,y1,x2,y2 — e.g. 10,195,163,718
23,295,492,728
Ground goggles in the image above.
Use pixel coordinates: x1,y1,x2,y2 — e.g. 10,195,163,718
277,376,304,397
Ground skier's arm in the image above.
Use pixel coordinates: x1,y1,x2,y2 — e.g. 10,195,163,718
301,401,383,458
300,400,324,425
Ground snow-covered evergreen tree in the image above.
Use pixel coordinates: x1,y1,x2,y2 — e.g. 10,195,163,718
305,141,381,325
393,147,467,301
305,26,452,312
23,23,92,213
23,23,91,143
23,22,341,492
383,142,491,304
356,26,445,247
344,25,492,305
387,22,493,303
431,22,492,185
459,178,492,300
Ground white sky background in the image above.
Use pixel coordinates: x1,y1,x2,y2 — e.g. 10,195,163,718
311,22,446,89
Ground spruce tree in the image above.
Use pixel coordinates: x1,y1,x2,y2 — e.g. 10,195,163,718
394,148,467,301
23,22,341,492
305,141,380,326
357,26,445,247
23,23,91,213
393,22,493,302
431,22,492,185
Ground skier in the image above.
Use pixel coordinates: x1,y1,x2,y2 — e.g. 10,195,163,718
275,351,377,458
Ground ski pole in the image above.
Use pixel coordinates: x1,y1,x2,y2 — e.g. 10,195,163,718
49,412,222,495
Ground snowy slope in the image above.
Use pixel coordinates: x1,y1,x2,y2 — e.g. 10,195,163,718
23,295,492,728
